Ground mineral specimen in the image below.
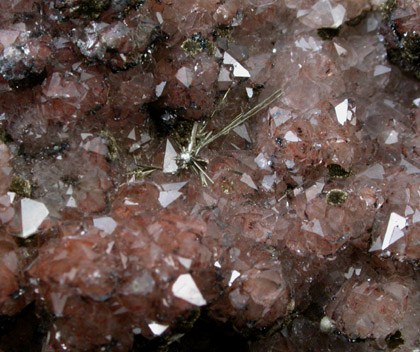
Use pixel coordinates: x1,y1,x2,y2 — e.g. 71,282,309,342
1,0,420,351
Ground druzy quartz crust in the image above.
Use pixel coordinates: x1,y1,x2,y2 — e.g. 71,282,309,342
1,0,420,351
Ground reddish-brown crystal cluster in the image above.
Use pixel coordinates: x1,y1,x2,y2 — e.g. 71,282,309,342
1,0,420,351
382,0,420,78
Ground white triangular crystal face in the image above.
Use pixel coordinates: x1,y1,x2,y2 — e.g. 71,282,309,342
295,37,321,51
240,173,258,190
172,274,206,306
369,236,382,252
159,185,187,207
374,65,391,76
66,196,77,208
382,212,407,250
405,205,414,216
305,181,324,202
233,124,251,143
300,0,346,29
284,131,301,142
295,37,310,51
330,3,346,28
81,133,93,140
162,182,187,192
0,30,21,48
93,217,117,234
50,292,68,316
310,37,322,51
233,63,251,78
129,143,141,153
177,256,192,269
385,130,398,145
81,137,108,155
120,252,128,269
269,107,292,127
158,191,182,208
228,270,241,286
148,322,168,336
155,81,166,97
335,99,348,125
223,52,250,78
127,128,136,141
296,9,309,18
21,198,49,238
359,164,385,180
334,42,347,56
400,158,420,175
66,185,73,195
295,35,322,51
106,241,114,254
214,48,223,58
302,219,324,237
140,133,151,144
7,192,15,203
413,209,420,223
254,153,270,170
163,139,178,173
175,67,193,88
262,172,277,190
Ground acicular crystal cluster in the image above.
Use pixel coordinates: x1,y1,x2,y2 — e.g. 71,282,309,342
1,0,420,351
